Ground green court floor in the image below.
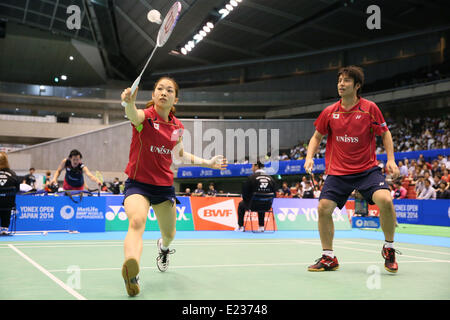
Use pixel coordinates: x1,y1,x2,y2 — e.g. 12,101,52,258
1,237,449,300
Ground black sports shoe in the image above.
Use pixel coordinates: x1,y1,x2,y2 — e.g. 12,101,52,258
308,255,339,272
156,238,176,272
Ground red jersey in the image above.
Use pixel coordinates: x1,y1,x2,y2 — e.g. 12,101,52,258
314,98,388,175
125,106,184,186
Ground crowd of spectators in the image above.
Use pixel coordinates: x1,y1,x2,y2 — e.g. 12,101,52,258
284,115,448,161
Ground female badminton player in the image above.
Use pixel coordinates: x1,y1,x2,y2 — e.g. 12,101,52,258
304,66,400,274
120,77,227,297
50,149,102,191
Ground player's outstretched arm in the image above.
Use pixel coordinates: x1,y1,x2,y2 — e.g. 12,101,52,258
121,87,145,127
173,139,227,170
304,130,323,173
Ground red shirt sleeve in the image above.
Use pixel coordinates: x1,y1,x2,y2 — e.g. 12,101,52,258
314,107,331,136
370,103,389,136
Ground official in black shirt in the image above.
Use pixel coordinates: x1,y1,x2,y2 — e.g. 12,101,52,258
237,161,276,232
0,152,20,235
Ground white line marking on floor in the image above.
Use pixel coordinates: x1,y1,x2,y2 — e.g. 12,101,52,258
8,244,87,300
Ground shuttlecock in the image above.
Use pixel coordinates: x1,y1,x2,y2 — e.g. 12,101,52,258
147,9,162,24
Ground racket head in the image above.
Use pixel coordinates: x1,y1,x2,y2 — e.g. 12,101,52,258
156,1,181,47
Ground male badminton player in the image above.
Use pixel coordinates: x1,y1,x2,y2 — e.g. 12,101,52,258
120,77,227,296
304,66,400,273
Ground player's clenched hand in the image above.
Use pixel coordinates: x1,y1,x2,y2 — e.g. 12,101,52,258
304,158,314,174
121,87,138,106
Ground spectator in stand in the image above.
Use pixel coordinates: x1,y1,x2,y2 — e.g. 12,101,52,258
22,167,37,191
192,182,204,197
313,185,321,198
417,179,436,199
432,175,443,190
279,181,291,197
442,169,450,183
398,160,408,177
423,171,434,185
206,183,217,197
415,175,425,196
184,188,191,196
436,182,450,199
392,181,407,199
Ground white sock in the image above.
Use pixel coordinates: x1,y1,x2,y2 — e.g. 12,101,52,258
323,250,334,258
384,241,394,249
161,244,169,251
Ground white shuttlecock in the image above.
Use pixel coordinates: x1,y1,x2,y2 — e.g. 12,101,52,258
147,9,162,24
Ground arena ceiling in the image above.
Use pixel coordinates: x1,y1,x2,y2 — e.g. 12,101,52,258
0,0,449,88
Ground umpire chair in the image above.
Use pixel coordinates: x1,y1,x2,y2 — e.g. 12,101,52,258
244,191,276,233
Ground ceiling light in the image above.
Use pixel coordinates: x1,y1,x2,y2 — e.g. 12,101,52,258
230,0,238,6
203,26,211,33
206,22,214,29
225,4,233,11
181,47,187,55
69,56,74,61
61,75,67,80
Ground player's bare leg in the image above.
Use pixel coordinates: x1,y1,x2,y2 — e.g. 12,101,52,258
372,189,399,273
153,200,177,272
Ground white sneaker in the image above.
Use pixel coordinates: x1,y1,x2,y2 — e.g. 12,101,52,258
257,226,265,233
0,227,9,235
235,226,244,232
156,238,175,272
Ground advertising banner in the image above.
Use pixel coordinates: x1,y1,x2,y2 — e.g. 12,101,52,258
272,198,351,230
15,195,105,232
104,195,194,231
190,197,242,230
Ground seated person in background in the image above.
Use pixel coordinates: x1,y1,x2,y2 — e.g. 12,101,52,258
392,180,407,199
22,167,36,191
436,181,450,199
302,181,314,198
0,152,21,235
236,161,276,232
192,182,204,197
109,177,122,194
206,183,217,197
49,149,102,191
43,171,53,192
184,188,191,196
417,179,436,200
279,181,291,197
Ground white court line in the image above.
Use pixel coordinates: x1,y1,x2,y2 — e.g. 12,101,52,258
8,244,87,300
335,239,450,256
46,259,450,273
295,239,447,262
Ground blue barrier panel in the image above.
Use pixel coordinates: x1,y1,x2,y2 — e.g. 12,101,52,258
177,149,449,178
15,195,106,232
419,200,450,227
393,199,421,225
177,159,326,178
393,199,450,227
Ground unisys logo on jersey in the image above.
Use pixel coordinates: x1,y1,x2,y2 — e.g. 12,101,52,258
336,135,359,143
149,145,172,155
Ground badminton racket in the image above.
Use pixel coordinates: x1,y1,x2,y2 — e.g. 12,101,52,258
121,2,182,107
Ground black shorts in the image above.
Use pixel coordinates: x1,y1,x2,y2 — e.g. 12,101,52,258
319,166,389,209
123,179,180,205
